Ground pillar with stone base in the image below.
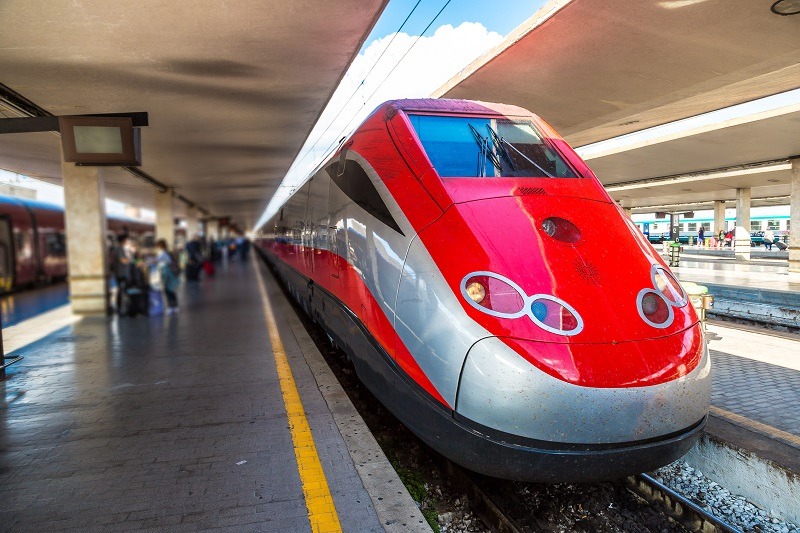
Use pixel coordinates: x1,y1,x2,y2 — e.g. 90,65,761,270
734,188,751,261
789,159,800,274
155,190,175,250
713,200,725,246
62,160,109,314
206,219,220,241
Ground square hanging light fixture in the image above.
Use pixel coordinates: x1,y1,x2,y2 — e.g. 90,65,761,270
59,116,142,166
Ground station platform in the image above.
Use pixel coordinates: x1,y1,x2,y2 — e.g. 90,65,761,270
0,258,426,532
664,252,800,328
704,321,800,471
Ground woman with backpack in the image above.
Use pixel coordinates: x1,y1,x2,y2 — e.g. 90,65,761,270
155,239,181,314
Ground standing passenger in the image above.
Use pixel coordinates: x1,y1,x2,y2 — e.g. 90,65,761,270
698,226,705,246
112,235,133,314
184,235,203,281
156,239,180,314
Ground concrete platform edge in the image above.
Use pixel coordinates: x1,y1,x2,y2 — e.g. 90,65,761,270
684,423,800,525
267,270,431,532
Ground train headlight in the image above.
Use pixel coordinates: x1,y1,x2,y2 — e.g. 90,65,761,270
637,289,674,328
460,272,527,318
465,281,486,304
528,295,583,336
651,266,688,307
460,272,583,335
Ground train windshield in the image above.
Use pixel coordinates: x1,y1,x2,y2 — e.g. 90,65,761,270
408,114,578,178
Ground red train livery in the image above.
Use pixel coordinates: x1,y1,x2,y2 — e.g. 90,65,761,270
256,99,710,482
0,195,153,292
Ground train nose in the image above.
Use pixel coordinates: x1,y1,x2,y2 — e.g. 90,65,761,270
455,330,711,444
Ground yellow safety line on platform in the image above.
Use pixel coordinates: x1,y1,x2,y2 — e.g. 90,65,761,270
255,268,343,533
710,406,800,448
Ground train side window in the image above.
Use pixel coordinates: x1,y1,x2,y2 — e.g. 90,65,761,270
46,232,67,255
325,160,404,235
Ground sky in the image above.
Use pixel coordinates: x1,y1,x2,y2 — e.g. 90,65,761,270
365,0,545,44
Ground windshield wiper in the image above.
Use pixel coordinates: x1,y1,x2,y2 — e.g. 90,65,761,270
486,125,555,178
486,125,517,173
468,123,501,177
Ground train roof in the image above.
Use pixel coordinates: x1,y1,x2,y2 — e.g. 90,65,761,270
383,98,535,119
0,194,62,212
0,193,153,227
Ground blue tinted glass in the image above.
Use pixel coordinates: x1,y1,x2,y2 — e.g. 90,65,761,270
408,114,577,178
409,115,494,177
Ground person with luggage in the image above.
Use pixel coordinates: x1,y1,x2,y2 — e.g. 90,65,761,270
111,235,132,313
763,228,775,250
155,239,180,314
184,235,204,281
120,239,149,316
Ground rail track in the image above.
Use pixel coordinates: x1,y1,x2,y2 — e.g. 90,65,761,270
442,459,744,533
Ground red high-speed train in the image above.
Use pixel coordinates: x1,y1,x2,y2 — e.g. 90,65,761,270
0,195,154,292
256,99,710,482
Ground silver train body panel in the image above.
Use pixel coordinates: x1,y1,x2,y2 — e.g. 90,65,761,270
458,335,711,443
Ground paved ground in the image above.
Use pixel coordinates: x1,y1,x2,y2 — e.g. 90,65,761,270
705,322,800,453
0,259,410,532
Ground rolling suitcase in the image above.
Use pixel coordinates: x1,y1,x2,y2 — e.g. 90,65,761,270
203,259,215,277
775,241,787,251
126,287,148,316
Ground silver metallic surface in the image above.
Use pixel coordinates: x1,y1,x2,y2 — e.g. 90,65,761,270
395,236,496,407
456,332,711,443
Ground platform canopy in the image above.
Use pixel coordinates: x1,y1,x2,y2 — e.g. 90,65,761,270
0,0,387,227
436,0,800,211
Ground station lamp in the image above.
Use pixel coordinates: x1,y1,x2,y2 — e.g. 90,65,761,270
58,116,142,166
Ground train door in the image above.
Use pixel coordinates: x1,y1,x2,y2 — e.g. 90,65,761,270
0,217,14,291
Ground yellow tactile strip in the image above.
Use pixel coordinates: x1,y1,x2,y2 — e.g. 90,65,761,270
256,269,343,533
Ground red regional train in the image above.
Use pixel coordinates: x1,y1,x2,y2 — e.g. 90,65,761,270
256,99,710,482
0,195,154,292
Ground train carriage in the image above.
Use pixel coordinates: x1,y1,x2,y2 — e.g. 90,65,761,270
256,99,710,482
0,195,154,292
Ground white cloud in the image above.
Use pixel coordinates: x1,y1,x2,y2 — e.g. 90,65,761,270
255,22,503,229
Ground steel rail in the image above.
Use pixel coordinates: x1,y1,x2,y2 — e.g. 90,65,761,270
627,473,743,533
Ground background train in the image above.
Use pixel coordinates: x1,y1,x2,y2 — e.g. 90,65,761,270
256,99,710,482
634,211,790,245
0,195,154,292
